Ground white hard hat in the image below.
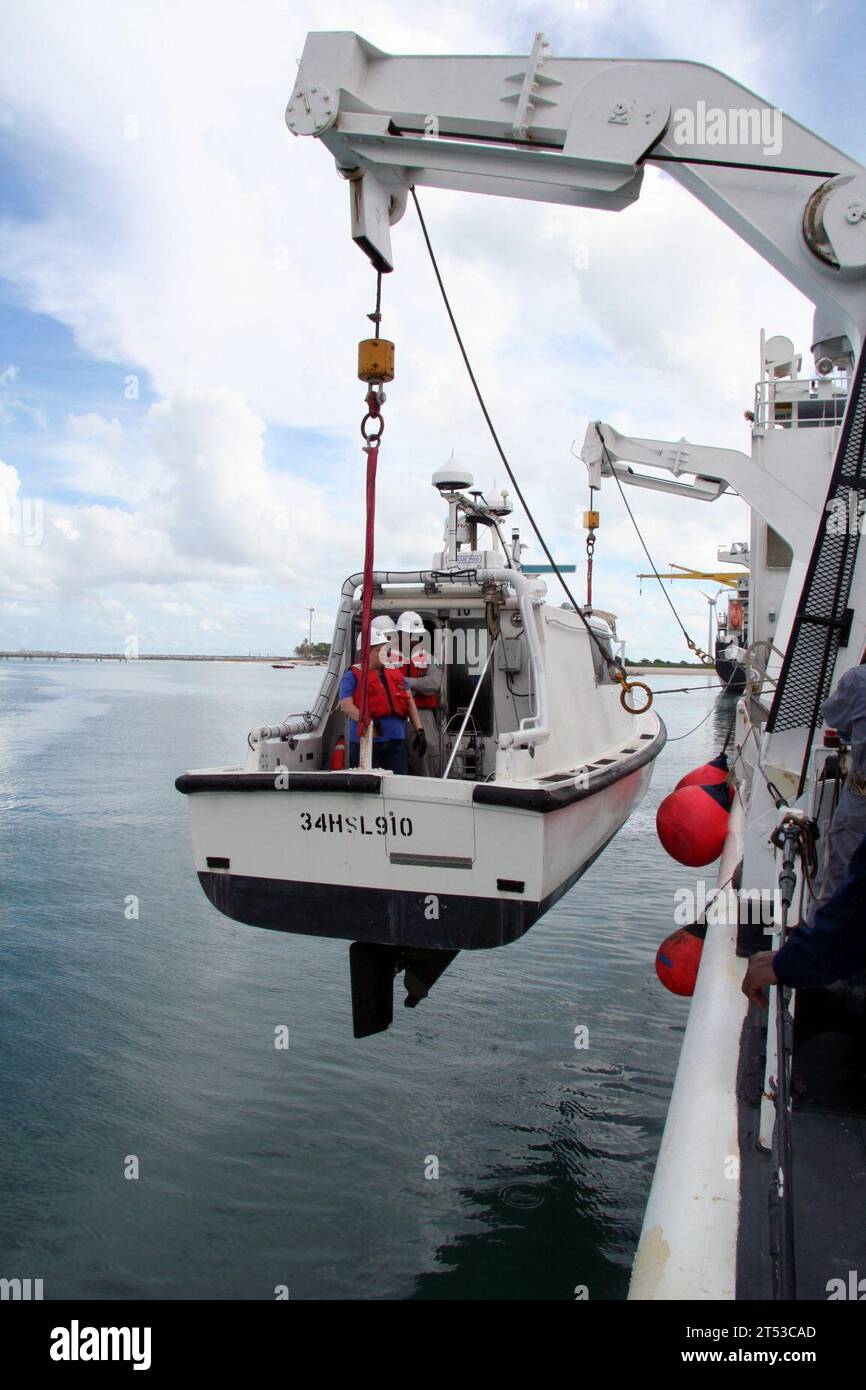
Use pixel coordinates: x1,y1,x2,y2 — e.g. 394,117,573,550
356,628,391,651
397,610,425,636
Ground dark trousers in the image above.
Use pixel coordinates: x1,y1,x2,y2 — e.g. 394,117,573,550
348,739,408,774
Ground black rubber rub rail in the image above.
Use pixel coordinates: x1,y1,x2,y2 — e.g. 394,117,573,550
175,771,383,795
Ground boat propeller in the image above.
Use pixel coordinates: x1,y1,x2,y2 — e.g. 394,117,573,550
349,943,459,1038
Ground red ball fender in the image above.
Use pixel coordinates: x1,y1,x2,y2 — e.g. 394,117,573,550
655,924,706,996
676,751,729,791
656,781,733,867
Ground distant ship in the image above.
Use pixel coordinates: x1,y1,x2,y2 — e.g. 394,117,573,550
713,543,750,694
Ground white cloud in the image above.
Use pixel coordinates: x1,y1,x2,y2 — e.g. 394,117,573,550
0,0,841,655
1,362,48,429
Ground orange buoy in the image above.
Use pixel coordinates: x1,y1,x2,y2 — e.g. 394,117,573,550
676,751,729,791
656,781,733,867
655,924,706,996
330,735,346,770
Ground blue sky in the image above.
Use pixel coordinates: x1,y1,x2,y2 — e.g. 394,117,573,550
1,0,863,657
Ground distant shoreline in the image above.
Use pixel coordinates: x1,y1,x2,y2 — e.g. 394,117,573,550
0,653,323,665
2,653,713,676
627,665,714,676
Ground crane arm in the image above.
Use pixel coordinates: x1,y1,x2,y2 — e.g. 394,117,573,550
582,420,825,558
289,30,866,354
635,571,744,587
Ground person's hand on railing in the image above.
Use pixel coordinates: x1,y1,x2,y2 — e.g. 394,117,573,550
741,951,778,1009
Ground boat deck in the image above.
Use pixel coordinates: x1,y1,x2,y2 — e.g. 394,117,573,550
737,982,866,1299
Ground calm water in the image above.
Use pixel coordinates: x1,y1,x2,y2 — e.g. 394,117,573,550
0,660,734,1301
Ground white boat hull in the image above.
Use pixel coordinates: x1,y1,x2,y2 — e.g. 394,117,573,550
176,724,664,950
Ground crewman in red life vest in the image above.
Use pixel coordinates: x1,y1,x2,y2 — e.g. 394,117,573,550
338,623,424,774
396,610,443,777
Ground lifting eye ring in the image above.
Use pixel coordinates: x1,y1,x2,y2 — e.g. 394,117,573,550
619,680,653,714
361,413,385,443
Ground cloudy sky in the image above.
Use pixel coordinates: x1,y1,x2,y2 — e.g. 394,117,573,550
1,0,863,658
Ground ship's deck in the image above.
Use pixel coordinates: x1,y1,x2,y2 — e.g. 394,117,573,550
736,982,866,1299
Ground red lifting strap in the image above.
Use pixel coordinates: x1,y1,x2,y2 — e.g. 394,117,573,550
356,440,379,736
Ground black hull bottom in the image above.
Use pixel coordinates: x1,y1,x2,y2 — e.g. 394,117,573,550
200,870,534,950
715,657,747,693
198,833,615,951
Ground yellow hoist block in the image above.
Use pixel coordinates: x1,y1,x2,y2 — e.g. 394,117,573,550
583,510,600,530
358,338,395,384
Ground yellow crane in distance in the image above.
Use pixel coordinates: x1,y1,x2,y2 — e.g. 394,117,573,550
635,562,745,589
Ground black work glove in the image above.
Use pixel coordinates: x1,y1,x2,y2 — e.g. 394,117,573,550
412,728,427,757
372,720,382,737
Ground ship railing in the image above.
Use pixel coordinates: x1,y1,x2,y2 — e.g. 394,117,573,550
752,377,848,430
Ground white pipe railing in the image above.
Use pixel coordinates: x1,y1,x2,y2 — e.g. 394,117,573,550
249,565,550,753
629,789,748,1301
474,567,550,751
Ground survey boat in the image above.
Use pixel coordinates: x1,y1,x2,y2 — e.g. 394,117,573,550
177,465,664,1031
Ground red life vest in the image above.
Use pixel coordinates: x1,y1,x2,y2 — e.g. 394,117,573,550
351,663,410,719
400,655,438,710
